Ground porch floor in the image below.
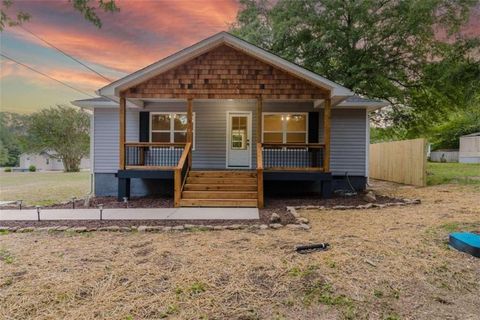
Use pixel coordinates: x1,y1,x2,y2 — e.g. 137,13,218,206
0,207,259,221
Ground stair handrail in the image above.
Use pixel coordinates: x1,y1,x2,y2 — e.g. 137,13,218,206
257,143,264,208
174,142,192,207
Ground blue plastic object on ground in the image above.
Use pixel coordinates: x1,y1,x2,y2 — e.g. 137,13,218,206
449,232,480,258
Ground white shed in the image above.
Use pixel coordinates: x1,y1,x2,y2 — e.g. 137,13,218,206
459,132,480,163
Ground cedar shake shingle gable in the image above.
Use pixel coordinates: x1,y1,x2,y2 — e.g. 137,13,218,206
124,44,329,100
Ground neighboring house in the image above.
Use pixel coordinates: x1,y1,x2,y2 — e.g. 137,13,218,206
19,151,90,171
72,32,388,208
459,132,480,163
430,149,459,163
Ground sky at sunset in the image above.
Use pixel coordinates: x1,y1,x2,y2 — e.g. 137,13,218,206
0,1,479,114
0,0,239,114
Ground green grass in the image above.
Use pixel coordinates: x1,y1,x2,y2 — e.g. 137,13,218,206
427,162,480,186
0,171,90,206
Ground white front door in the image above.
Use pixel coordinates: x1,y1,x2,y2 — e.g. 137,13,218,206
227,112,252,168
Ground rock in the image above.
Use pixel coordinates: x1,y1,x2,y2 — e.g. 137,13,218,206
356,203,374,209
363,191,377,203
372,204,386,209
227,224,241,230
162,226,172,232
269,212,281,223
72,227,87,233
184,224,196,230
286,224,302,230
404,198,421,204
137,226,161,232
172,225,184,231
269,223,283,229
105,226,120,232
137,226,149,233
18,227,34,233
119,227,131,232
259,224,269,230
299,223,311,230
332,205,356,210
213,226,225,230
56,226,69,232
87,227,97,232
296,217,309,224
286,207,300,217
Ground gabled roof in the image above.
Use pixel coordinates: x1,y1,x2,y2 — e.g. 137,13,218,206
98,32,354,99
337,96,389,111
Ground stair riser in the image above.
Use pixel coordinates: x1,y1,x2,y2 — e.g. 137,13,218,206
182,192,257,199
179,200,257,207
184,185,257,191
189,171,256,178
187,177,256,184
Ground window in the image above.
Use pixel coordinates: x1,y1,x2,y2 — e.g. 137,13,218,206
263,113,307,143
150,112,195,148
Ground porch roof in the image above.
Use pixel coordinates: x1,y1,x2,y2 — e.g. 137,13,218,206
97,32,353,101
72,95,389,111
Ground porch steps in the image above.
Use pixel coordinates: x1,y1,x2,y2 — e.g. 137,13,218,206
180,170,258,207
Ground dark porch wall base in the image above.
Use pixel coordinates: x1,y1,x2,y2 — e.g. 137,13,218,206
94,173,367,199
332,175,367,192
94,173,173,197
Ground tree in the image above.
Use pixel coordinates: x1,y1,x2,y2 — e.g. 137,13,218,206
0,0,119,31
26,106,90,172
230,0,480,137
0,112,29,166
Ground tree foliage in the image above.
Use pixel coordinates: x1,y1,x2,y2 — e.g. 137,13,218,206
0,0,119,31
0,112,29,166
230,0,480,145
25,106,90,172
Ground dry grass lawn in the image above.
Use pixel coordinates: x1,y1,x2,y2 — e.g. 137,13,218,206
0,171,90,206
1,181,479,319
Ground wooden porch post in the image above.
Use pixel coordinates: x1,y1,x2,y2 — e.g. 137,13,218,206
119,94,126,170
187,98,193,167
256,96,263,143
323,96,331,172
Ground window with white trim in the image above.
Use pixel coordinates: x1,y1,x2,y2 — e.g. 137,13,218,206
262,113,308,143
150,112,195,148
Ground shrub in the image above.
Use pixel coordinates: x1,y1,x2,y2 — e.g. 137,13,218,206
28,165,36,172
4,167,11,172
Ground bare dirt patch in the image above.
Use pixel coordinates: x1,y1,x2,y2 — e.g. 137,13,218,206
1,181,479,319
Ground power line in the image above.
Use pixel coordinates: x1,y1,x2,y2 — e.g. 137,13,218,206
0,52,96,98
20,26,112,82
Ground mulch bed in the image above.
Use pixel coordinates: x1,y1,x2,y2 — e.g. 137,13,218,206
0,192,404,228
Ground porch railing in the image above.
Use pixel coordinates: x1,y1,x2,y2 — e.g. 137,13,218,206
259,143,325,171
124,142,187,169
123,142,192,207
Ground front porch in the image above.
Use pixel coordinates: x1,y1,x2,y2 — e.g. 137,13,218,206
117,135,333,208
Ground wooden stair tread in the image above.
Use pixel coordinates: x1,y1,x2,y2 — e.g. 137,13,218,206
179,170,259,207
184,184,257,191
186,177,256,184
179,199,257,207
189,171,256,178
182,191,257,199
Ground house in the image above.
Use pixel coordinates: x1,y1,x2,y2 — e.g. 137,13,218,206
429,149,459,163
72,32,387,208
19,151,90,171
459,132,480,163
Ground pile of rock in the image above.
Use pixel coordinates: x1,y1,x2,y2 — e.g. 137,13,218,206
287,197,421,215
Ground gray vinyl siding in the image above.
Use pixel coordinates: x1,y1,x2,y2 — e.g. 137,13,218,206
330,109,367,176
93,108,138,173
92,102,367,176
